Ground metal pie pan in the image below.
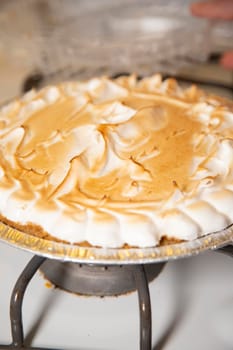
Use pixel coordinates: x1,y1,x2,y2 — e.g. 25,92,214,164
0,221,233,264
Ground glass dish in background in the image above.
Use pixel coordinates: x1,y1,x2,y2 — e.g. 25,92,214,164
0,0,232,83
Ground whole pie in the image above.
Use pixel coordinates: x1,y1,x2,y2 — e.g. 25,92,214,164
0,74,233,248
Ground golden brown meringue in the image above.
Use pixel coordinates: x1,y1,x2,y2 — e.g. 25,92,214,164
0,75,232,248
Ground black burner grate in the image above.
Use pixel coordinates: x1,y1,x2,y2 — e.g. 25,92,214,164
0,256,159,350
0,246,233,350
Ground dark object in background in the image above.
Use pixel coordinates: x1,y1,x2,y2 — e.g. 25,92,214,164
22,72,44,93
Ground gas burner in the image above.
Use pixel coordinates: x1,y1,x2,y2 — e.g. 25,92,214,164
0,246,233,350
40,261,165,296
0,256,165,350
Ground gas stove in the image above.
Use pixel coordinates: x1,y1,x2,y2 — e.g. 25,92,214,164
1,241,233,350
0,55,233,349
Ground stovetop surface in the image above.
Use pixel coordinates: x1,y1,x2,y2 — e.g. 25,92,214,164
1,244,233,350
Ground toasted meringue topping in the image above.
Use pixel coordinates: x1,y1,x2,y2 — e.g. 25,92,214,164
0,75,233,247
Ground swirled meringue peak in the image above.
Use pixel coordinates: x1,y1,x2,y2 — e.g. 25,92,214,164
0,75,233,248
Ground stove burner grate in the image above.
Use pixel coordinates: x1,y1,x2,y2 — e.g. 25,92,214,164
0,256,165,350
0,246,233,350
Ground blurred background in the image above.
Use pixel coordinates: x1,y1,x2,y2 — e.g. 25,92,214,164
0,0,232,102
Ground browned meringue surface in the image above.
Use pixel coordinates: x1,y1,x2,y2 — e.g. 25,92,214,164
0,75,233,248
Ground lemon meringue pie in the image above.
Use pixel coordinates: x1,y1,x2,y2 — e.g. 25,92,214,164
0,74,233,248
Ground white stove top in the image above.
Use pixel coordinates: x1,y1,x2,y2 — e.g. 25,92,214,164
1,243,233,350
